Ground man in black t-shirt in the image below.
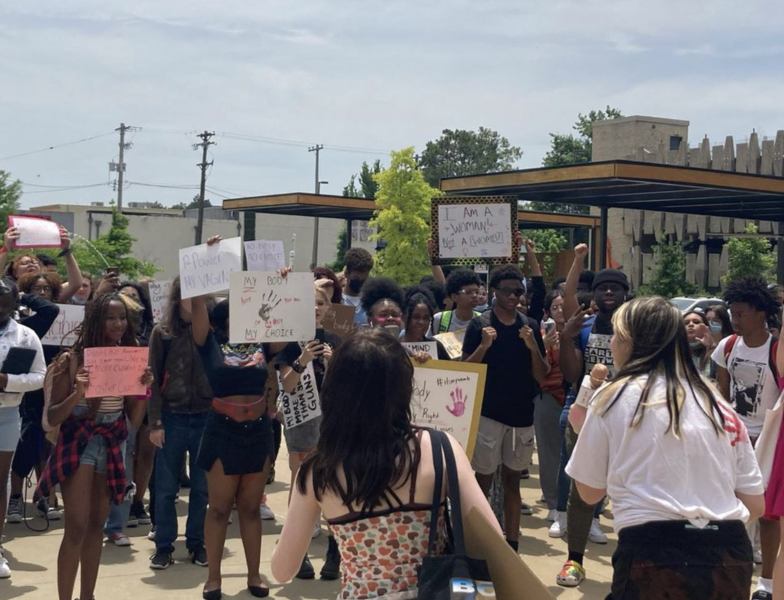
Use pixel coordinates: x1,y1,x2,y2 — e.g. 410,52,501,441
463,265,549,552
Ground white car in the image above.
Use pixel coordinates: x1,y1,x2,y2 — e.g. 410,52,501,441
670,297,725,314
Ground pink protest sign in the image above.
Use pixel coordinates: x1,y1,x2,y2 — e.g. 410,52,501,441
8,215,61,248
84,347,149,398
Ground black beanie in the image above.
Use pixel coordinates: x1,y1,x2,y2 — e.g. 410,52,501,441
592,269,629,291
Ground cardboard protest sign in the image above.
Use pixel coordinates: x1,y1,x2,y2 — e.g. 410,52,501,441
8,215,61,248
148,280,173,323
321,303,356,339
41,305,84,347
402,341,438,359
277,345,321,429
84,347,149,398
410,360,486,459
229,271,315,344
433,331,465,360
244,240,285,272
431,196,518,266
179,237,242,299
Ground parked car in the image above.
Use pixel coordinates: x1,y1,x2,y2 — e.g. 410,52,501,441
670,297,725,314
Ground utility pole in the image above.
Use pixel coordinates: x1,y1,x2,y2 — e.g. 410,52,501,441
193,131,215,245
309,144,324,269
114,123,134,212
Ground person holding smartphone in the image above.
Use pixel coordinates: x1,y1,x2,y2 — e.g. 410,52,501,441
277,284,342,580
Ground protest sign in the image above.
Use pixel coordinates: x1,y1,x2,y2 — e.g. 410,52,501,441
433,330,466,360
148,280,173,323
431,196,518,266
402,341,438,359
410,360,486,458
179,237,242,299
41,305,84,347
321,303,356,339
8,215,61,248
84,347,149,398
277,347,321,429
229,271,315,343
244,240,285,271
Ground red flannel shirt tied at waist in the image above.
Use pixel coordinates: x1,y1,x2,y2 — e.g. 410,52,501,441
37,415,129,505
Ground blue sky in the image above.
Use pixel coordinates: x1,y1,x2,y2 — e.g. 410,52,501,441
2,1,783,209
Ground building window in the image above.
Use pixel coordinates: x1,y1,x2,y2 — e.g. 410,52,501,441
670,135,683,151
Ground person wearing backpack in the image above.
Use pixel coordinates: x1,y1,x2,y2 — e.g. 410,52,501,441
711,276,782,600
432,268,483,336
462,264,549,553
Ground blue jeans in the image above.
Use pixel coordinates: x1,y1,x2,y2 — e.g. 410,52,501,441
105,419,135,535
154,412,208,553
556,392,602,519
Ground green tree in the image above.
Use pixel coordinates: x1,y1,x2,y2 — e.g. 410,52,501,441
419,127,523,188
343,160,382,198
0,170,22,225
529,106,623,215
71,209,160,279
370,148,439,285
328,226,348,272
524,229,568,281
638,235,701,298
721,222,777,286
172,195,212,210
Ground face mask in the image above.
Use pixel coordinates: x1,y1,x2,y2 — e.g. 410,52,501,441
348,277,365,293
71,295,88,305
689,340,703,349
709,323,722,335
383,324,401,338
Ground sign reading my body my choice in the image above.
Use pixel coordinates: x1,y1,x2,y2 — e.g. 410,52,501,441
179,237,242,299
148,280,173,323
229,271,315,344
437,202,513,260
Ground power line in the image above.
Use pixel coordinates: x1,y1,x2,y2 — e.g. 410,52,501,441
0,132,115,161
21,183,109,194
217,131,389,155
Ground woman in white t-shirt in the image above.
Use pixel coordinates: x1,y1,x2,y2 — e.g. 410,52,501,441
567,296,764,600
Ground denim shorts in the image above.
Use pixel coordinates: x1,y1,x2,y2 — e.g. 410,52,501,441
0,406,22,453
71,406,123,474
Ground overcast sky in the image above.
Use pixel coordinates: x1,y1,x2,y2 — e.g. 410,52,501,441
3,1,783,210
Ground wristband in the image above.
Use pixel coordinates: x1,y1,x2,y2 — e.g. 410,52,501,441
292,358,305,374
58,248,73,257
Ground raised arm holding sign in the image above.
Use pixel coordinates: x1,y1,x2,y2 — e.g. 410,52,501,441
178,236,242,299
8,215,62,248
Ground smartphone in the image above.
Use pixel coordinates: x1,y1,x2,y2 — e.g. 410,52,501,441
544,320,556,334
106,267,119,276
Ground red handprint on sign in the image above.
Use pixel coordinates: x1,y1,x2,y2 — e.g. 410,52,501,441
446,387,467,417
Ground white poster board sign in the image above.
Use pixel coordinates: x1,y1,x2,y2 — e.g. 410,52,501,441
277,346,321,429
9,215,61,248
437,203,512,260
148,280,173,323
244,240,285,272
411,360,487,459
179,237,242,299
229,271,315,344
41,304,85,347
402,341,438,359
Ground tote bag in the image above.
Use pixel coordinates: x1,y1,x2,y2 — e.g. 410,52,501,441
417,429,495,599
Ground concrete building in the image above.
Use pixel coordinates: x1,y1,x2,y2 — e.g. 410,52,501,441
24,203,370,280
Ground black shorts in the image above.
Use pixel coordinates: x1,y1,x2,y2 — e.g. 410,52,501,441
12,397,50,479
609,520,752,600
196,411,273,475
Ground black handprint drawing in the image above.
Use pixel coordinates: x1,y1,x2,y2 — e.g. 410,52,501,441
258,291,283,321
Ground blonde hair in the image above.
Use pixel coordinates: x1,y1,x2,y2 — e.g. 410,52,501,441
592,296,725,438
315,284,331,305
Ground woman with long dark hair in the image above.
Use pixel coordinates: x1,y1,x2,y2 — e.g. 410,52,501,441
566,296,764,599
271,328,500,598
38,293,153,600
400,287,450,360
683,308,713,376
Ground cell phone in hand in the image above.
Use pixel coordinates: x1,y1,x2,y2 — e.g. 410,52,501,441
106,267,119,276
544,320,556,334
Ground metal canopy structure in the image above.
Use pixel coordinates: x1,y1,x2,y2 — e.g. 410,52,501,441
440,160,784,269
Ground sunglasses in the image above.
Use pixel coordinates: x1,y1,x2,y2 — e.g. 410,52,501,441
497,287,526,298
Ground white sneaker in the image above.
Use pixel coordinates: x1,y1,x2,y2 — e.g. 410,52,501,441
147,527,156,541
108,533,132,547
259,503,275,521
588,518,608,544
520,502,533,516
754,549,763,565
546,509,558,522
548,512,567,538
0,557,10,579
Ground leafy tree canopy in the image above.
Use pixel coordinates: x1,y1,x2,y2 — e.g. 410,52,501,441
722,222,776,286
637,234,701,298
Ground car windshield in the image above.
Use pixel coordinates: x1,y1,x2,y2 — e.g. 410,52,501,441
670,298,696,310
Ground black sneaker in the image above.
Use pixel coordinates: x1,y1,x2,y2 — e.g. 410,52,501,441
36,497,50,519
189,545,208,567
130,500,152,526
266,466,275,485
520,469,530,480
295,555,315,580
150,550,174,570
320,537,341,580
751,592,773,600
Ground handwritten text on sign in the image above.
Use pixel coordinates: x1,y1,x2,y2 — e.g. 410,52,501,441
229,271,315,343
179,237,242,299
244,240,285,272
148,280,173,323
438,204,512,260
402,341,438,359
277,349,321,429
321,304,356,339
411,360,487,459
41,305,85,347
84,347,149,399
9,215,61,248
